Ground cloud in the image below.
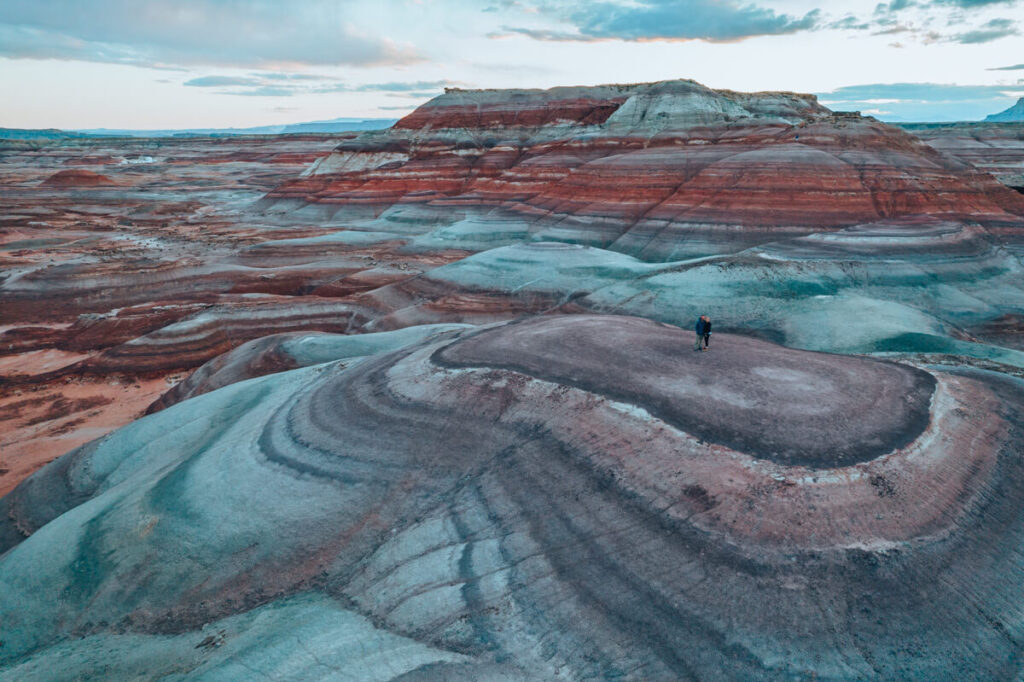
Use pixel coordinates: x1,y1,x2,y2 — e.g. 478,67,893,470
181,74,464,98
830,15,871,30
872,24,913,34
229,86,301,97
876,0,917,11
929,0,1018,7
184,76,263,87
989,63,1024,70
500,0,1015,45
0,0,419,69
501,0,822,42
0,23,184,69
384,91,445,99
817,82,1022,121
832,0,1020,43
950,17,1019,42
482,0,525,11
353,80,461,92
256,72,333,82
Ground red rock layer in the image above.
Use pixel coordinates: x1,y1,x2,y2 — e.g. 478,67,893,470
77,298,365,376
41,169,117,187
269,83,1024,258
394,93,629,130
4,316,1024,677
0,133,380,493
144,332,305,412
901,122,1024,198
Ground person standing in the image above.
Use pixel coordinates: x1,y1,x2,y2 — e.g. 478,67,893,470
702,316,712,350
694,315,707,351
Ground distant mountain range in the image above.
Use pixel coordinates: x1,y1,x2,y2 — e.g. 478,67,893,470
0,117,398,139
0,128,91,140
986,98,1024,123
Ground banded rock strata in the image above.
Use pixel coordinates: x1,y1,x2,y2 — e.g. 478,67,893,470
900,122,1024,194
4,88,1024,497
0,133,363,493
268,80,1024,260
1,315,1023,679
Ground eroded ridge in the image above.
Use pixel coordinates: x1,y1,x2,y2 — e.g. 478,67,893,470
1,315,1023,679
435,315,935,467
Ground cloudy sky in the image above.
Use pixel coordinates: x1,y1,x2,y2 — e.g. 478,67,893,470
1,0,1021,128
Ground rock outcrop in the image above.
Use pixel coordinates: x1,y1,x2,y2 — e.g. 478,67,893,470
901,122,1024,193
2,315,1023,679
40,169,117,187
146,323,471,411
267,80,1024,260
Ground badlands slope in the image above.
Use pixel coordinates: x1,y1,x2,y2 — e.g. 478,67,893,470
4,315,1024,680
2,80,1024,679
900,122,1024,194
270,80,1024,258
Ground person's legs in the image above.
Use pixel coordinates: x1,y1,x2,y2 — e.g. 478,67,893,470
703,333,710,349
694,333,703,351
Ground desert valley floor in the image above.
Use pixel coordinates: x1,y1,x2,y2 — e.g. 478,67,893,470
3,80,1024,679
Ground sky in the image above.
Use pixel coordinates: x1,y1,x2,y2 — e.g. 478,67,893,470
0,0,1022,129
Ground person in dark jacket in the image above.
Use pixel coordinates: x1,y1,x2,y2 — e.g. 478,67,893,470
694,315,709,351
702,316,712,350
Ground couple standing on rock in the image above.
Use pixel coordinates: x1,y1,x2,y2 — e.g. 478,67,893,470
694,315,712,351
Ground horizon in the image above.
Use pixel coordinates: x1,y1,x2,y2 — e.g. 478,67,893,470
6,83,1023,134
1,1,1023,128
68,115,400,132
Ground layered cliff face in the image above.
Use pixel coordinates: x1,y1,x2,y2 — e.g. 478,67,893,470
901,122,1024,194
267,80,1024,260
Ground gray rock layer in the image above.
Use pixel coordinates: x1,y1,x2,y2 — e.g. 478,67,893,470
2,316,1023,680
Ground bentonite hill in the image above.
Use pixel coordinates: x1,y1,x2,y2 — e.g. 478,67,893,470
2,79,1024,680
